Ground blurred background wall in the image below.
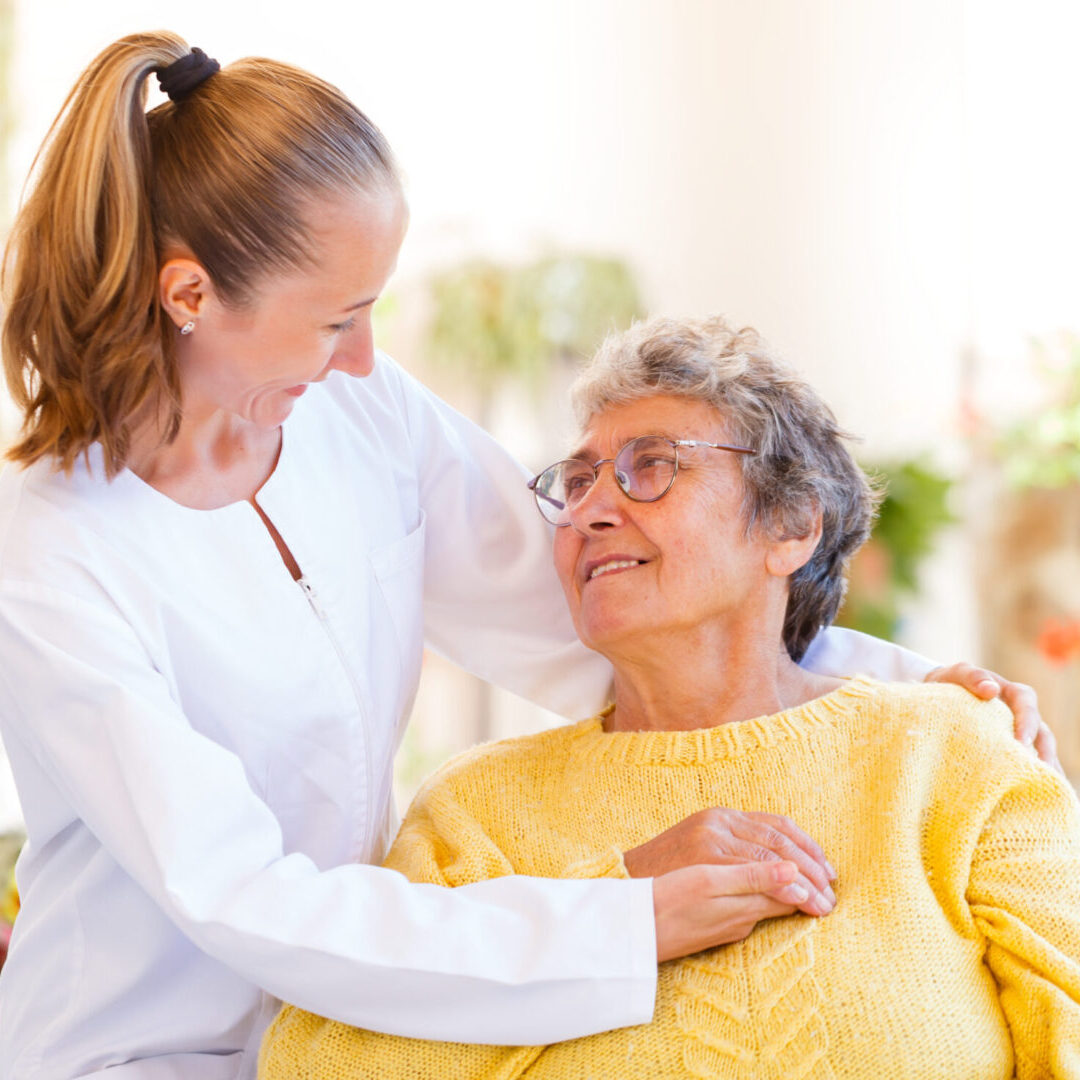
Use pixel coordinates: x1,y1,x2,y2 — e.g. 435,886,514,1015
0,0,1077,833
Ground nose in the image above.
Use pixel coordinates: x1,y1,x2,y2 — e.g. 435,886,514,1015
567,461,626,534
330,316,375,377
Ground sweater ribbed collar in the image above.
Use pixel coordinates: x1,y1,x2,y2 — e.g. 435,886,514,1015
569,675,880,765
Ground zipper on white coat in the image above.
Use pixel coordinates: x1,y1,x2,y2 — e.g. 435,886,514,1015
298,576,328,621
296,574,377,858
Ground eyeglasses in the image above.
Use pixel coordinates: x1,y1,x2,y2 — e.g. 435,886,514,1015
527,435,756,526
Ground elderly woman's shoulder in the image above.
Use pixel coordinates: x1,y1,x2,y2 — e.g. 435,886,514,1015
409,717,596,803
855,676,1019,754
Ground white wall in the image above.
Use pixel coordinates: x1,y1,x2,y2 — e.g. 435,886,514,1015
10,1,1077,437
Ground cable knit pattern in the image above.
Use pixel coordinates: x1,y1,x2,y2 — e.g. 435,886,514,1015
260,678,1080,1079
672,918,833,1079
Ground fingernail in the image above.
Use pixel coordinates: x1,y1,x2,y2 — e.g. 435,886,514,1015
977,679,997,695
825,885,837,905
826,861,838,880
788,883,809,902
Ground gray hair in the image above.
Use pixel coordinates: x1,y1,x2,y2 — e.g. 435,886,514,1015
571,315,881,661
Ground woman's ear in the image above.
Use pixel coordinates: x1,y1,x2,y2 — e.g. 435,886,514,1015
764,509,824,578
159,258,213,332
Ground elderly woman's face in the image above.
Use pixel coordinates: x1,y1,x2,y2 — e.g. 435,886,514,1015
553,393,779,655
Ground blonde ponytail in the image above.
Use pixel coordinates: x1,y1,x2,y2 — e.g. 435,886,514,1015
3,31,398,476
3,32,188,475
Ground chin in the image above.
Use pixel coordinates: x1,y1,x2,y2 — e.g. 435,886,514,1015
251,398,301,428
575,610,642,654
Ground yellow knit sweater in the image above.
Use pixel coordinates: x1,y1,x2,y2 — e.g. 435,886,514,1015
259,678,1080,1079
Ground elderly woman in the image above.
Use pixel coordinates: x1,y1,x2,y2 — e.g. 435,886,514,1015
260,316,1080,1078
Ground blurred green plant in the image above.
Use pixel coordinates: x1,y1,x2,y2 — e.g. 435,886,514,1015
996,334,1080,489
425,254,643,411
836,460,955,641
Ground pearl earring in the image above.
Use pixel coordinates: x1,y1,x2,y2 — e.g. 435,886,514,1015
180,321,196,335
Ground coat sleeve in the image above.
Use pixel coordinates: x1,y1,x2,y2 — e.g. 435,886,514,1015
0,580,657,1045
387,358,615,718
259,765,626,1079
800,625,937,681
965,756,1080,1077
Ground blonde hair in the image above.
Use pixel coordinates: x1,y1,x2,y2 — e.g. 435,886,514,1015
2,31,399,476
572,315,881,661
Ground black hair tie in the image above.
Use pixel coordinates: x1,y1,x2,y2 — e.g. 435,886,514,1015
156,47,220,103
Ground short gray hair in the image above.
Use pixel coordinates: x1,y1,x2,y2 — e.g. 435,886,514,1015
571,315,880,661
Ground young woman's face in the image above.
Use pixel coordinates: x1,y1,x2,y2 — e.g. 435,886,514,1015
167,187,408,428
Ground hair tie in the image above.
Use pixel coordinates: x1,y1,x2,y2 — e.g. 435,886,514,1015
156,47,220,103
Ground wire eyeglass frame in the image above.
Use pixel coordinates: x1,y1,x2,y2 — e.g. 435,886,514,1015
527,435,756,527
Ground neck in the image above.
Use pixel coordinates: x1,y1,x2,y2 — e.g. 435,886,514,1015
603,615,841,733
126,401,281,509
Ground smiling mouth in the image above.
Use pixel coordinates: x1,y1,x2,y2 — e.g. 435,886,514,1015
588,559,645,581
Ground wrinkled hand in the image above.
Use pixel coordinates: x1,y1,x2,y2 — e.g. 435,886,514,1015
625,808,837,917
652,861,805,962
925,662,1063,776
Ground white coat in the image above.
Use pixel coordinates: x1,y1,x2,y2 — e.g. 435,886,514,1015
0,356,931,1079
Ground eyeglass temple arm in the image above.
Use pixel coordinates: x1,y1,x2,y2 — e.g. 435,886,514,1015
674,439,756,455
526,476,567,511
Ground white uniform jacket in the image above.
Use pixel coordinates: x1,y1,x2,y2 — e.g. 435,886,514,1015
0,356,933,1079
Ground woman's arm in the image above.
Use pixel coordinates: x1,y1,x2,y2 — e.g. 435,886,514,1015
799,624,935,681
966,759,1080,1074
259,757,809,1080
388,355,614,718
0,581,656,1044
802,626,1059,770
259,771,614,1079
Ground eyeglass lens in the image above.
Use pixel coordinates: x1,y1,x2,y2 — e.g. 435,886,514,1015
533,436,679,525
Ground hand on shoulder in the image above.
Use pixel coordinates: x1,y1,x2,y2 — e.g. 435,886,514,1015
925,662,1062,776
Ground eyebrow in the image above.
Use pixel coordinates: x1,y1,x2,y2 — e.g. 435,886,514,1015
337,296,378,314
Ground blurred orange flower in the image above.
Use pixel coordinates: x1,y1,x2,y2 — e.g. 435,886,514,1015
1037,617,1080,666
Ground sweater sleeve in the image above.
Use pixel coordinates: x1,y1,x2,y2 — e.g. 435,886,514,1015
259,767,627,1080
382,762,632,887
966,759,1080,1078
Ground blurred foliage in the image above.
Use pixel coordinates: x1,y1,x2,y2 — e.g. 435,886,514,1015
424,254,643,392
0,829,22,973
837,460,955,641
996,334,1080,489
371,291,399,348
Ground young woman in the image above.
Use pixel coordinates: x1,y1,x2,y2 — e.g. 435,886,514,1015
0,32,1054,1080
